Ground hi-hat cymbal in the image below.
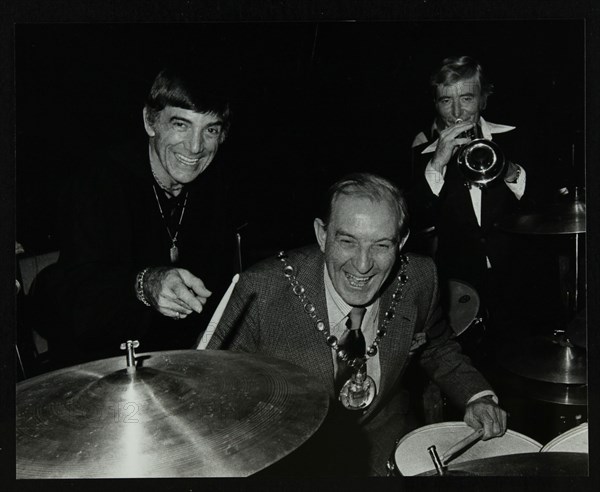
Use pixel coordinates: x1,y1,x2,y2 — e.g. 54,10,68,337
418,452,588,476
497,335,586,385
17,349,329,478
497,196,586,235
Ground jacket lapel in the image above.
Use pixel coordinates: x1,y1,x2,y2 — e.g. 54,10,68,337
362,263,418,420
283,249,337,398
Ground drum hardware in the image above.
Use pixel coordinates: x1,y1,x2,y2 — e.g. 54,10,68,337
416,452,588,476
427,427,485,475
427,445,445,475
119,339,139,372
454,119,507,188
16,347,329,478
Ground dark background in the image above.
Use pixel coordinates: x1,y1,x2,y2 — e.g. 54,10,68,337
3,4,599,491
15,20,584,258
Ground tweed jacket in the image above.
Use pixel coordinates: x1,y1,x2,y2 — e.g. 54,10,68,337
206,246,492,438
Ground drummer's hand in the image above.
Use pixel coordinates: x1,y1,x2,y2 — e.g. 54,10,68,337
464,395,507,440
430,121,474,174
143,267,212,320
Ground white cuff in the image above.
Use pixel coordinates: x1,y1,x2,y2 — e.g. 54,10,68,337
467,390,498,405
425,160,445,196
505,165,526,200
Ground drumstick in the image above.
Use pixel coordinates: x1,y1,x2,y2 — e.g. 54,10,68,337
196,274,240,350
440,428,485,465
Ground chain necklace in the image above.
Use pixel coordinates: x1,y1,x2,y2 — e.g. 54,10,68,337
152,184,188,264
277,250,409,409
151,166,184,196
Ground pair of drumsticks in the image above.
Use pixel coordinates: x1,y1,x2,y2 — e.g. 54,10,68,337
428,428,485,475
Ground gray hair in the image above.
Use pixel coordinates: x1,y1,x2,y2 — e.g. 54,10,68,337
322,172,410,240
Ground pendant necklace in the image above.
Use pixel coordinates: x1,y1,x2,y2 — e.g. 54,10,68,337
152,184,188,264
277,250,409,410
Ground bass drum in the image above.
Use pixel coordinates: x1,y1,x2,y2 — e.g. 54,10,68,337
387,421,541,476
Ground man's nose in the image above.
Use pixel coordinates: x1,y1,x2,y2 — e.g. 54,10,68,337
188,131,204,154
451,99,462,119
353,247,374,274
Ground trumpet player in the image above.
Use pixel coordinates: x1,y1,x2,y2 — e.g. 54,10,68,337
408,55,530,358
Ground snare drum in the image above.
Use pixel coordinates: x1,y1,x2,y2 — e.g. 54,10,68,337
541,423,588,453
388,421,542,476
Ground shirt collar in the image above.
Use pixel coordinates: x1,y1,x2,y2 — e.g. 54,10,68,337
421,116,516,154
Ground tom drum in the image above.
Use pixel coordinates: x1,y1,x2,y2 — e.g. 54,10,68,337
388,421,542,476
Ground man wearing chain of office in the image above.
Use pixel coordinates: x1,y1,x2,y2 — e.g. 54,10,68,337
205,172,506,476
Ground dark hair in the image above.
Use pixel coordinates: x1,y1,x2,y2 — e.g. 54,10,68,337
144,67,231,139
322,172,410,240
430,55,494,100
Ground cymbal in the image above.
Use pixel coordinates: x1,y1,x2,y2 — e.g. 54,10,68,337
17,349,329,478
497,196,586,235
491,364,587,406
497,335,586,385
418,452,588,476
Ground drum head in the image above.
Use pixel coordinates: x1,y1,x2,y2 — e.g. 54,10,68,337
394,421,542,476
447,280,480,336
541,423,588,453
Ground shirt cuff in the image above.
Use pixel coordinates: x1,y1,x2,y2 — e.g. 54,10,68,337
505,165,526,199
467,390,498,405
425,160,445,196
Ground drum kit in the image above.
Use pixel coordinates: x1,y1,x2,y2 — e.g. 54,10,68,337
16,189,589,478
387,421,588,476
494,187,588,441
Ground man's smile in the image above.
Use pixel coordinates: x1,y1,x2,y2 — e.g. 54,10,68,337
175,153,201,166
344,272,375,288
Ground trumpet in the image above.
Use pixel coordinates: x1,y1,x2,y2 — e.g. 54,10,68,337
454,119,506,188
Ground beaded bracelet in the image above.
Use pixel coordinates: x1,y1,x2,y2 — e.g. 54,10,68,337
135,267,152,307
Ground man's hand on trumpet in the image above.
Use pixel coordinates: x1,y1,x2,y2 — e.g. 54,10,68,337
431,120,476,174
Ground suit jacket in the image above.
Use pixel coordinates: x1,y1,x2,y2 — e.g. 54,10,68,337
206,245,492,476
408,125,530,291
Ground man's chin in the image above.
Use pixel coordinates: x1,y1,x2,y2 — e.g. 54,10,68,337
339,288,377,308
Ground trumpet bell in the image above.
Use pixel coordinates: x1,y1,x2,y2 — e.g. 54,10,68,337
457,138,506,187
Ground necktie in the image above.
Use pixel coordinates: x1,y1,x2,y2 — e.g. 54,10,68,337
335,307,367,390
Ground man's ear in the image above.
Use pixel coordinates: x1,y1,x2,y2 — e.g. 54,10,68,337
479,94,488,111
314,218,327,253
143,107,156,137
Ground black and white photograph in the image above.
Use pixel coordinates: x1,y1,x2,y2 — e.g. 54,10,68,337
3,2,598,491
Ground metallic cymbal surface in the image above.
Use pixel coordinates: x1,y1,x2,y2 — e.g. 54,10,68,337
17,350,329,478
497,196,586,235
498,335,587,385
418,452,588,476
